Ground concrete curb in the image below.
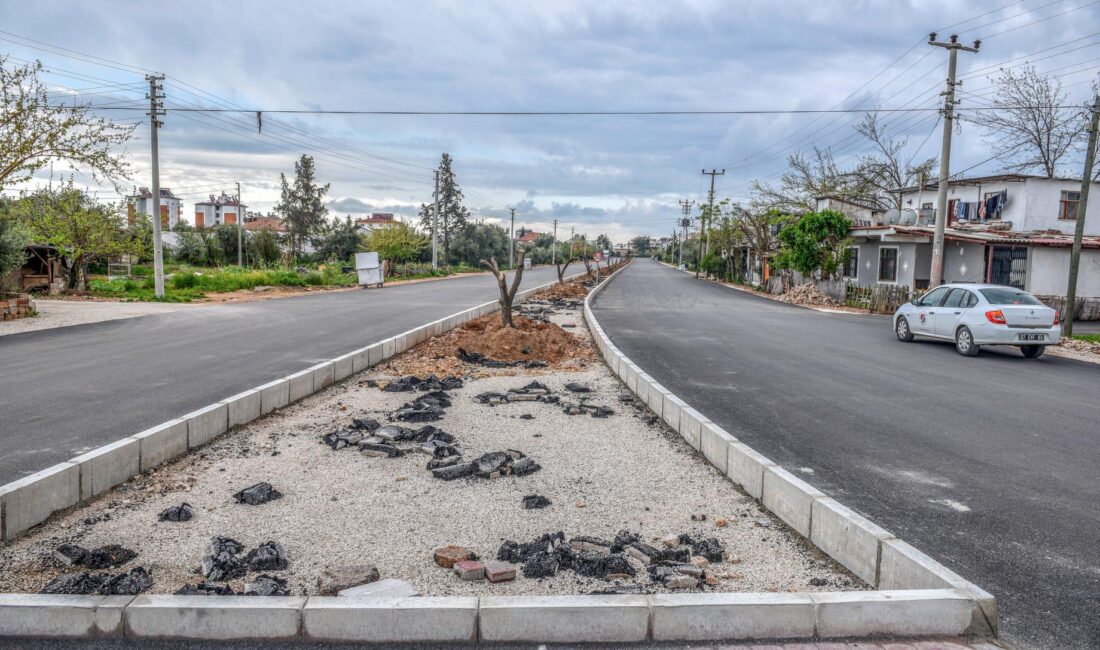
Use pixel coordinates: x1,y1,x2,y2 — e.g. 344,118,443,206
581,260,997,640
0,272,580,542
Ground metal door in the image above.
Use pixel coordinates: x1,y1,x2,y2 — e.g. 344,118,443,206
989,246,1027,288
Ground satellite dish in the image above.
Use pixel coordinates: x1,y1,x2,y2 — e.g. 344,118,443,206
884,209,901,225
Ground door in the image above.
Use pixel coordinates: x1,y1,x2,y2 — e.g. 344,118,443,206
989,246,1027,288
934,289,971,337
911,286,951,335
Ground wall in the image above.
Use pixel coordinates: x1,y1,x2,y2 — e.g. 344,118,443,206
1020,178,1100,235
941,240,987,284
1027,247,1100,297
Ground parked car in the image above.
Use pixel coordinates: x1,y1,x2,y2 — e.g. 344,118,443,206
893,283,1060,357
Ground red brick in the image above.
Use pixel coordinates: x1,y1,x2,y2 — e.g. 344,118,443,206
433,545,472,568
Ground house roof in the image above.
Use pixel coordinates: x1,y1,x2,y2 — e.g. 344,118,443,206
196,193,244,207
131,187,179,200
517,231,542,243
814,195,884,213
899,173,1100,194
243,217,286,232
851,223,1100,249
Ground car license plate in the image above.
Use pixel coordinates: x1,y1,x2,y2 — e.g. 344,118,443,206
1019,334,1045,342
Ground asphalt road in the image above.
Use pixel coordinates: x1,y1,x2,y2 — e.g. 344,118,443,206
592,259,1100,650
0,266,568,485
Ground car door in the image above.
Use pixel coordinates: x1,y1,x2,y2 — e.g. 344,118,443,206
934,289,969,337
911,286,950,335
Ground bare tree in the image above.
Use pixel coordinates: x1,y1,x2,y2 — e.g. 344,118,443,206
1,57,135,191
481,250,525,328
854,113,938,209
749,147,874,214
554,255,575,284
974,65,1083,178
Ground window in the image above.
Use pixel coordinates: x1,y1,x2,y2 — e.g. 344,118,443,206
843,246,859,278
918,286,950,307
980,288,1042,306
1059,190,1080,220
942,289,968,309
966,292,979,308
878,247,898,283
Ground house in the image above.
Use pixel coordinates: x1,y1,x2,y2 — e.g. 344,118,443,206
243,215,287,233
9,244,64,294
843,174,1100,307
516,231,542,245
127,187,181,229
814,195,885,227
194,193,247,229
354,213,401,234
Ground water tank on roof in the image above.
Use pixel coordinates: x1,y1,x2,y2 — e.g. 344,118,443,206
899,209,918,225
884,209,901,225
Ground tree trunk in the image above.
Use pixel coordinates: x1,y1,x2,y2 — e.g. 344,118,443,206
555,257,573,284
481,251,525,328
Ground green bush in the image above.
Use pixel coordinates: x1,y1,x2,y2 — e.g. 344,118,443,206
171,272,199,289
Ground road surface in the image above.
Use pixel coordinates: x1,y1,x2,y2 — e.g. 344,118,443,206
0,266,567,485
591,259,1099,650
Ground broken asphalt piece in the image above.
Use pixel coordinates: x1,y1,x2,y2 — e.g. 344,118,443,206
233,482,283,506
202,537,247,582
360,442,404,458
565,382,592,393
350,417,381,432
427,455,463,470
244,541,289,572
431,462,476,480
53,544,86,567
158,502,194,522
498,532,566,564
458,348,546,369
473,450,541,479
41,567,152,596
571,552,636,580
176,582,236,596
380,375,464,393
434,545,473,569
691,538,725,563
519,414,535,420
570,536,613,553
610,530,641,553
563,403,615,418
316,564,380,596
244,574,289,596
522,552,560,579
522,495,551,509
390,391,451,423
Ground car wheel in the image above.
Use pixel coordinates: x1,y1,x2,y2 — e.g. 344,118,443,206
1021,344,1045,359
955,326,980,356
895,316,914,342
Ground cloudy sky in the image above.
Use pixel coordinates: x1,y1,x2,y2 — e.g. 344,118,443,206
2,0,1098,243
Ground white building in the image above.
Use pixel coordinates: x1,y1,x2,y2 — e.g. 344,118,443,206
194,193,247,230
127,187,181,229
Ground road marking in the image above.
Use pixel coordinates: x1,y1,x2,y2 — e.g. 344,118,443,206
929,498,971,512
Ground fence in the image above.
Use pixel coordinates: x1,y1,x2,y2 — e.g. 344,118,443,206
844,282,912,313
1037,295,1100,321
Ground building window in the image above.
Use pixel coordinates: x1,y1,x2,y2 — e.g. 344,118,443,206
878,247,898,283
1059,190,1080,220
843,246,859,279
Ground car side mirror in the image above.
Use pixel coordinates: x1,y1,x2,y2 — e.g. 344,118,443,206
910,298,920,306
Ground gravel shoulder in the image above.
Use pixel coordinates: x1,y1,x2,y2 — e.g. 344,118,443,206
0,300,193,337
0,282,863,598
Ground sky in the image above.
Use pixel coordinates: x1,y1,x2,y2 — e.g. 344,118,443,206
2,0,1099,243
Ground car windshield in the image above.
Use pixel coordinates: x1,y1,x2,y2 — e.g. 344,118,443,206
979,288,1042,305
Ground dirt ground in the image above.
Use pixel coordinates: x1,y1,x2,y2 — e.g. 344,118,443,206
0,277,862,598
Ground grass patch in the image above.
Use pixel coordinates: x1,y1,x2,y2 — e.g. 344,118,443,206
1069,334,1100,344
90,266,357,302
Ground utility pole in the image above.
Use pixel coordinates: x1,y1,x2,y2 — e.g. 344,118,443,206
928,33,979,287
509,207,516,268
1064,95,1099,337
678,199,694,268
552,219,558,266
702,169,724,259
236,181,243,267
569,226,575,259
432,170,440,269
146,74,166,297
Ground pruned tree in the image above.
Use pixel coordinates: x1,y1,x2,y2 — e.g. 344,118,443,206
750,147,874,214
854,113,937,209
974,65,1083,178
1,57,135,191
554,254,575,284
481,250,525,328
276,154,329,261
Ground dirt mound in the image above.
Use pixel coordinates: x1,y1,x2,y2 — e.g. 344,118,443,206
540,281,589,300
453,316,587,364
778,283,838,307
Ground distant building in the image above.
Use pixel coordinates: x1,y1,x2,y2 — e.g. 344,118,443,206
517,231,542,244
127,187,181,229
243,215,287,233
194,192,247,230
814,195,885,227
354,213,401,233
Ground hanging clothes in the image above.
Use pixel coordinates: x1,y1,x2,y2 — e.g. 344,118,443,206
978,199,986,219
954,201,965,221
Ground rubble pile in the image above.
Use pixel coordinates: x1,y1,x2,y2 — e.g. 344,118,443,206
41,567,153,596
431,449,541,481
458,348,547,369
778,283,838,307
369,374,464,393
324,418,460,463
183,536,289,595
476,380,614,418
480,529,728,590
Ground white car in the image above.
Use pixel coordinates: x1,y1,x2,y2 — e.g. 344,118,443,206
893,283,1061,357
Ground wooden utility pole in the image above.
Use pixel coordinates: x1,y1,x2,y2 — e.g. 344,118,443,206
1063,96,1099,337
146,74,166,297
928,33,979,287
552,219,558,266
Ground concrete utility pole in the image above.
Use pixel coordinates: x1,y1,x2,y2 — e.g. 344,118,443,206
928,33,979,287
509,207,516,268
236,181,243,267
432,170,440,269
702,169,724,258
1064,95,1100,337
678,199,694,268
146,74,166,298
552,219,558,266
569,226,575,259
